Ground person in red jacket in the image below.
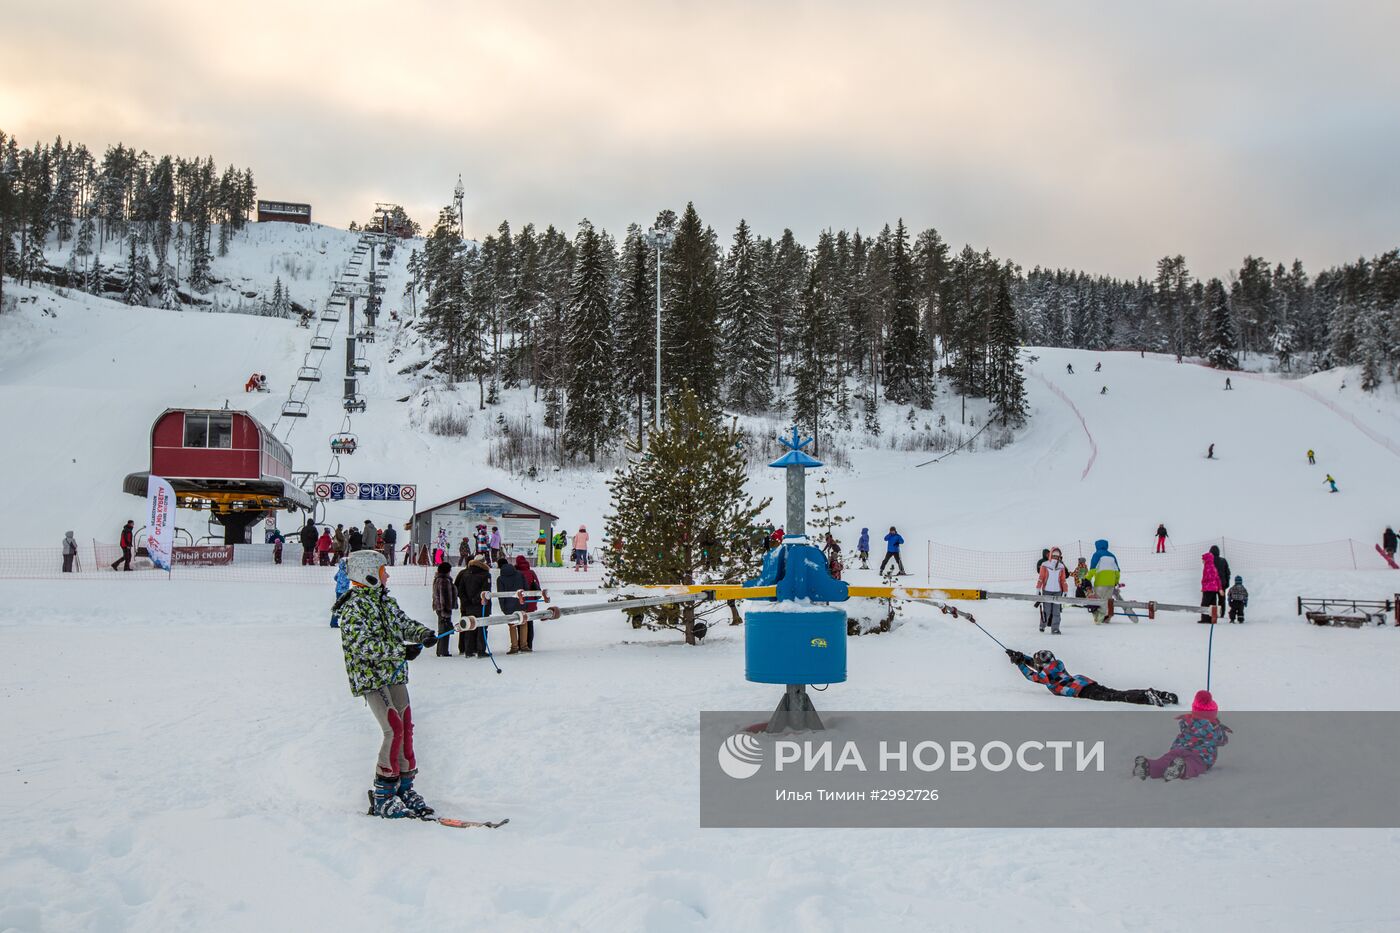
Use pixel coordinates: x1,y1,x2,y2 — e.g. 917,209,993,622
316,528,333,566
111,520,135,571
514,555,542,652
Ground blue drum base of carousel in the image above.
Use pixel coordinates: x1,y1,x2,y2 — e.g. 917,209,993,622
745,591,848,732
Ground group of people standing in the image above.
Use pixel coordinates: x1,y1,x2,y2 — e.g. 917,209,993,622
301,518,398,567
1032,539,1120,633
431,554,543,657
1199,544,1248,623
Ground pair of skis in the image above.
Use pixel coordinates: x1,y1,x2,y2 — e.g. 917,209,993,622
425,815,509,830
1376,544,1399,570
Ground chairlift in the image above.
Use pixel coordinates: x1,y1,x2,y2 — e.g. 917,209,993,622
321,307,342,323
357,329,376,344
310,335,333,351
281,399,310,418
297,364,322,382
352,357,371,374
344,395,367,414
330,432,359,455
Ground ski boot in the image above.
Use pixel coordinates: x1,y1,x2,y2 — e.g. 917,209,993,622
1132,755,1149,780
1162,757,1187,782
1144,689,1177,707
396,774,434,818
368,776,413,818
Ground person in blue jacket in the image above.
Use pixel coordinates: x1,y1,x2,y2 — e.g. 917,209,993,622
880,526,907,575
331,557,350,627
857,528,870,569
1085,538,1121,624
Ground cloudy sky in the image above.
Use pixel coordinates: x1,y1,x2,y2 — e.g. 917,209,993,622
3,0,1397,278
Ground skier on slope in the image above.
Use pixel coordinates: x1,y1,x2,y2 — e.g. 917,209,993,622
334,549,441,818
880,526,907,575
857,528,870,569
1324,474,1339,493
1084,539,1120,624
1004,649,1176,706
1134,690,1230,781
1306,449,1315,465
1155,524,1169,554
1066,363,1074,374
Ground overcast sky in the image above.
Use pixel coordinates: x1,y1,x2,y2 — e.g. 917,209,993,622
3,0,1397,279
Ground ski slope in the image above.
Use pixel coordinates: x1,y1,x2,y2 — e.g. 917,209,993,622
4,232,1400,932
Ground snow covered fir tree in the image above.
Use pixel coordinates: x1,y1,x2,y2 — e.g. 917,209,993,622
604,385,770,644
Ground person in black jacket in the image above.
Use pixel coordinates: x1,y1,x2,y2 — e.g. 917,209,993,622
299,519,318,566
1155,524,1168,554
348,526,364,551
454,558,492,657
496,557,526,654
383,524,398,565
1384,527,1398,561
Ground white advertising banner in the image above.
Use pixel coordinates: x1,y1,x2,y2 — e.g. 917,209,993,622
146,475,176,571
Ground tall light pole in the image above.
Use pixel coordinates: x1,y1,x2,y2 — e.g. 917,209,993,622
644,226,674,432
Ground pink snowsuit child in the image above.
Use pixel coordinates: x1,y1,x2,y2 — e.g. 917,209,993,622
1199,553,1222,624
1135,690,1231,781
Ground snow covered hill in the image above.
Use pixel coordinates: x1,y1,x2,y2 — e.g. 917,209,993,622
5,242,1399,568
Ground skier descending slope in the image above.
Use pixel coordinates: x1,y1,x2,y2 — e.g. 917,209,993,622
1005,649,1177,706
334,549,440,818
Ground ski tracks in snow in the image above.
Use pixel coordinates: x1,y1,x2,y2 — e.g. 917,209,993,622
1033,371,1098,480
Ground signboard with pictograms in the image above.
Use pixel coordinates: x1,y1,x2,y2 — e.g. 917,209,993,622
314,481,416,502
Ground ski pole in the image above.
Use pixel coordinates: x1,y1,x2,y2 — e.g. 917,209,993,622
481,592,501,674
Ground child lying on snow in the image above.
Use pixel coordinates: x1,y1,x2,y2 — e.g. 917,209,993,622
1134,690,1231,781
1006,649,1177,706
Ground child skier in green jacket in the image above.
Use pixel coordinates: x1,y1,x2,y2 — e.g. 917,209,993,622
335,549,440,818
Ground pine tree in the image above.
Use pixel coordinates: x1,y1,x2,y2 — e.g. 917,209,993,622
987,270,1028,425
881,220,927,405
719,219,771,412
562,220,616,463
662,203,722,411
615,224,656,444
123,233,152,306
604,385,770,644
1202,278,1239,369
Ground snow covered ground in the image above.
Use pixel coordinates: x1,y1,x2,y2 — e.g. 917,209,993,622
2,568,1397,932
4,228,1400,931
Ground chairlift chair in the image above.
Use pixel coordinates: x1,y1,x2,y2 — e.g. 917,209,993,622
281,399,310,418
310,335,333,351
357,329,376,344
344,395,367,414
297,364,322,382
353,357,371,374
330,433,359,455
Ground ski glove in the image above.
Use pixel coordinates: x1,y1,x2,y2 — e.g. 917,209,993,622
404,644,424,661
1006,649,1026,665
420,633,439,648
